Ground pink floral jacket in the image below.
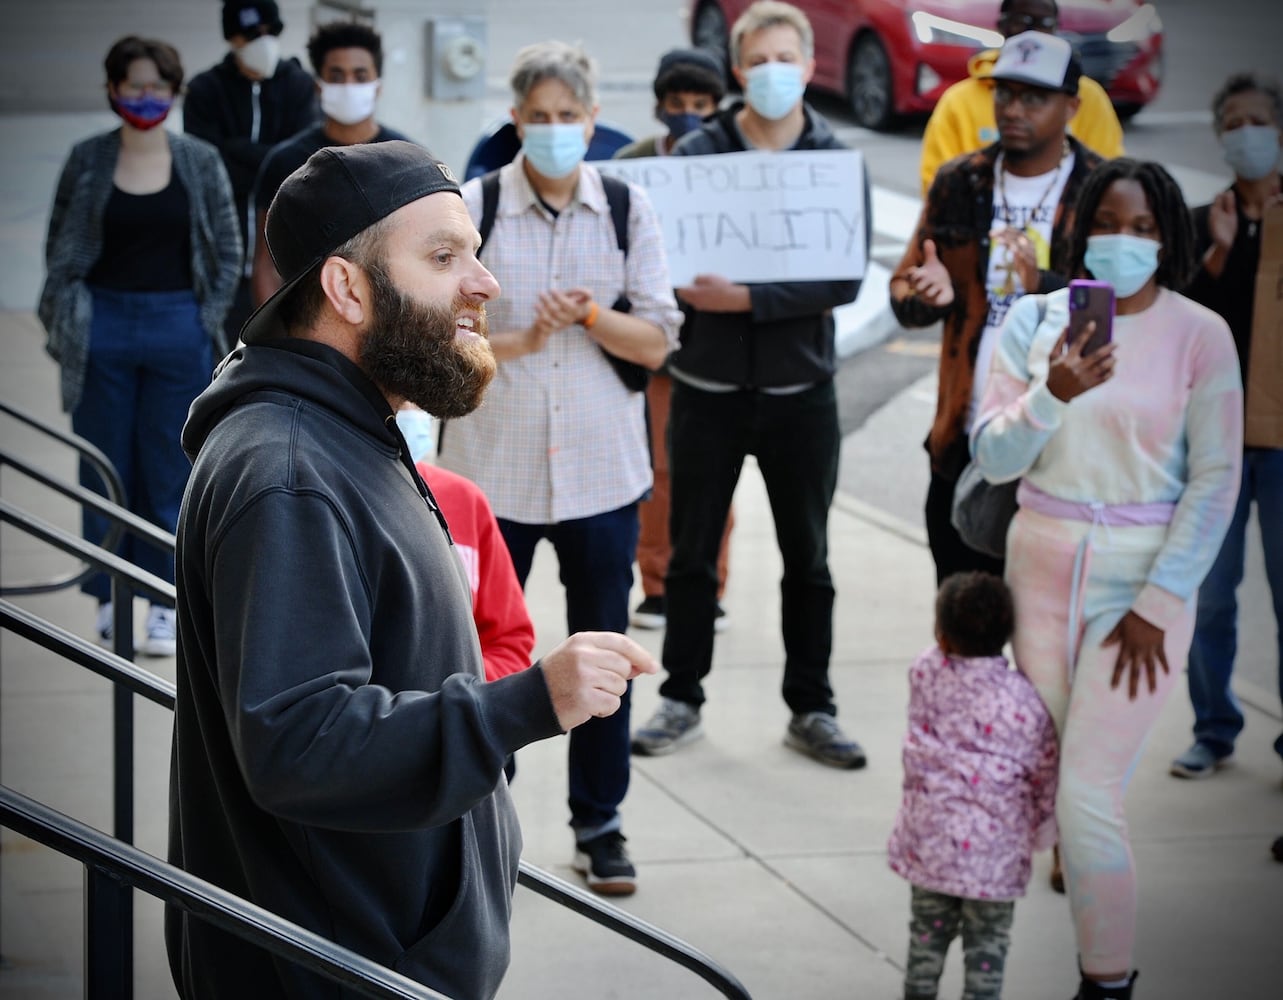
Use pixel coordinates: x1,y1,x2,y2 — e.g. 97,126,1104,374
887,646,1059,901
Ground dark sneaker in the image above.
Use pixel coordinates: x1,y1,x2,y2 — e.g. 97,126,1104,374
632,698,703,756
630,596,666,629
785,712,867,769
1169,742,1232,779
572,831,636,896
95,601,113,648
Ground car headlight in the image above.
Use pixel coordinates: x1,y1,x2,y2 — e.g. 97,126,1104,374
910,11,1003,48
1106,4,1163,43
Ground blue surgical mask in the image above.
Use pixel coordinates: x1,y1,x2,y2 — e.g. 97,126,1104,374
521,122,589,179
743,61,805,121
1221,123,1281,181
1083,234,1161,299
659,110,705,142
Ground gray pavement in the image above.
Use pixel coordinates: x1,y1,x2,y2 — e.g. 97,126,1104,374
3,18,1283,998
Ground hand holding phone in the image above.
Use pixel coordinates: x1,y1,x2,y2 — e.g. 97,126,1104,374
1067,279,1115,356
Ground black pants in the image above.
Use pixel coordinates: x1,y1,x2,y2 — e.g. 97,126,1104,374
924,467,1005,586
661,380,839,715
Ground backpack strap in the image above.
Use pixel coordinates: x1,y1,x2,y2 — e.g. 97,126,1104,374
478,168,629,257
599,173,631,257
477,170,501,255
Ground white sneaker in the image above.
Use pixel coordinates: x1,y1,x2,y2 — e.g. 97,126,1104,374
95,602,113,647
139,606,177,658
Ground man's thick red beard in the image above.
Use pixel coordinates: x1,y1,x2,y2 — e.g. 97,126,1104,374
359,264,497,418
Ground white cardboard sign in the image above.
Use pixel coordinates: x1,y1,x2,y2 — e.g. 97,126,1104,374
595,147,867,286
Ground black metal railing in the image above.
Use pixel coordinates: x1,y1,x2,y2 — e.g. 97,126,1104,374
2,596,752,1000
0,397,752,999
0,400,130,597
0,784,451,1000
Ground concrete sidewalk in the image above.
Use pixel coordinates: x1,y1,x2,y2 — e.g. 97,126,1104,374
2,305,1281,1000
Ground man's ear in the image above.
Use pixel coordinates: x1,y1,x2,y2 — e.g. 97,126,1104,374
318,256,369,326
1063,94,1081,126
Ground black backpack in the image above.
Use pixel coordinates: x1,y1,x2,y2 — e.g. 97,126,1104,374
476,169,649,392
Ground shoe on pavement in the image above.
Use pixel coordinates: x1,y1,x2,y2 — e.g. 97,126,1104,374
785,712,867,769
572,831,636,896
95,601,113,647
630,595,666,629
140,606,177,658
632,698,703,756
1169,741,1232,779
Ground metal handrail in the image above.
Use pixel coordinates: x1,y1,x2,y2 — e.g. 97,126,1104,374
0,498,173,606
1,599,175,710
0,785,451,1000
1,448,175,551
2,598,753,999
0,399,128,595
517,864,752,999
1,428,752,997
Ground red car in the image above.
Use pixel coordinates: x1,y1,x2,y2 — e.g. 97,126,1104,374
688,0,1163,130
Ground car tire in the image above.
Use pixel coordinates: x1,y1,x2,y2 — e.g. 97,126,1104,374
847,32,895,130
691,1,734,88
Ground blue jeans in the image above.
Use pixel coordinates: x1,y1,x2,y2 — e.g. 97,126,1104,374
498,501,640,836
661,380,839,715
1186,447,1283,759
73,288,213,604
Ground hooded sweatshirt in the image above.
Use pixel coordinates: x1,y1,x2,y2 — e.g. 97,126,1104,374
183,52,318,243
919,48,1125,196
167,339,561,1000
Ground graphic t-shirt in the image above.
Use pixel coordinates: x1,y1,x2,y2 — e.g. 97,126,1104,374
970,153,1074,428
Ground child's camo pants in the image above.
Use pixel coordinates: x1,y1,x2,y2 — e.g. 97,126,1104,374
904,885,1014,1000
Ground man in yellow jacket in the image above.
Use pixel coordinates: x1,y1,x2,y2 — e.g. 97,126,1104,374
919,0,1124,195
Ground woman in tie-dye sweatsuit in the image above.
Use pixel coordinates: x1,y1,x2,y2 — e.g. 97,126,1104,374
971,160,1243,1000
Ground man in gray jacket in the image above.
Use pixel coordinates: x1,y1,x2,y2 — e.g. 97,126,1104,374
167,141,656,1000
631,1,869,768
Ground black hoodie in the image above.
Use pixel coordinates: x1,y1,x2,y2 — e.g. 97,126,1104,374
183,52,319,241
167,340,561,1000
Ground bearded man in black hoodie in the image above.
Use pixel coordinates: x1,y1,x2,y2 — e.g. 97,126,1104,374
167,141,657,1000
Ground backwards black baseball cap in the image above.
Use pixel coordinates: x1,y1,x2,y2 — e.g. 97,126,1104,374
241,141,461,346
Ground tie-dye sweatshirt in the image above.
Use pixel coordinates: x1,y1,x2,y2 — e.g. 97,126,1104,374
970,287,1243,631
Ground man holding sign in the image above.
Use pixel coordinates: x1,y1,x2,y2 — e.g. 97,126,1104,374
631,1,868,769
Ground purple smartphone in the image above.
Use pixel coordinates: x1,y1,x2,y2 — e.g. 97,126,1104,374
1067,279,1115,355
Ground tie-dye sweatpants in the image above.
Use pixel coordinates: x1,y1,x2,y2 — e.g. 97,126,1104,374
1006,507,1194,977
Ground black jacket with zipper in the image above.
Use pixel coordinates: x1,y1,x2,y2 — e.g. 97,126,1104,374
183,52,318,239
167,339,562,1000
666,101,867,388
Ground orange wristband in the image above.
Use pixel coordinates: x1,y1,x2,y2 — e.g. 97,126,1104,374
583,301,600,329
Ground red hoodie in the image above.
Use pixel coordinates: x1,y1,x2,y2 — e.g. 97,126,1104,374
417,462,535,681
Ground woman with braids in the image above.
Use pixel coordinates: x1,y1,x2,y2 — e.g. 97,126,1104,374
969,159,1243,1000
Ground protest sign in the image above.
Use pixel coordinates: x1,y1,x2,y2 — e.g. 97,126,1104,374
596,148,867,285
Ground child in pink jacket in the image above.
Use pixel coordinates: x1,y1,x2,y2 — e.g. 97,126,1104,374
888,572,1058,1000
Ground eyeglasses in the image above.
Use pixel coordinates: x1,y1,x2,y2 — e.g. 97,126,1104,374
994,84,1053,110
998,13,1058,32
117,81,175,97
